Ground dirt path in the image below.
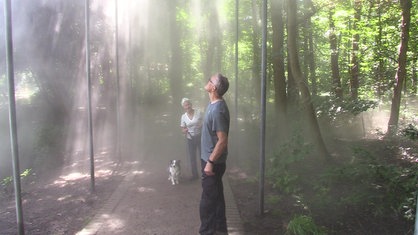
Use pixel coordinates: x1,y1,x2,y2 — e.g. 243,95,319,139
76,152,244,235
1,109,244,235
77,155,202,235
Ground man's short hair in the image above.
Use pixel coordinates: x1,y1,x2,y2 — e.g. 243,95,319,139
215,73,229,97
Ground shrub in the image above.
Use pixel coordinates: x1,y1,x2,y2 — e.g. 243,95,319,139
1,169,32,196
400,124,418,140
286,215,327,235
316,148,418,220
315,96,377,121
266,133,311,194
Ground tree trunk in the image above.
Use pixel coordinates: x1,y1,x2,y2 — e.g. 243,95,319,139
375,2,384,98
271,0,288,140
329,8,343,99
287,0,329,158
304,0,317,97
287,52,299,108
350,0,361,100
387,0,412,136
168,0,183,110
374,0,389,99
412,57,417,95
251,0,261,106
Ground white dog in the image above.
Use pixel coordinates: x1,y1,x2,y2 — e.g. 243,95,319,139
168,160,181,185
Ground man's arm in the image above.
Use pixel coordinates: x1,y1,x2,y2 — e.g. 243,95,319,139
204,131,228,176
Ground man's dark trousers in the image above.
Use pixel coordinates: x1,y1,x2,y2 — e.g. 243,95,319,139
199,160,227,235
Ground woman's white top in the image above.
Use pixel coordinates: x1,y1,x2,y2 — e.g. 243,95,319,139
180,109,203,139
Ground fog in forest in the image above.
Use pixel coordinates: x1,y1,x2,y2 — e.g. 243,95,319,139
1,0,412,183
0,0,249,185
1,1,417,234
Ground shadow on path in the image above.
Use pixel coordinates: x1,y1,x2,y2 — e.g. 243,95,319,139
77,154,244,235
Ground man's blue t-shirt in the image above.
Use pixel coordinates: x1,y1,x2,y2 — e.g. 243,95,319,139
201,100,230,163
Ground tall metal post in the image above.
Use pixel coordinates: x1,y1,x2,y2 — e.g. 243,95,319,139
4,0,25,233
258,0,267,216
414,191,418,235
85,0,95,192
115,0,121,161
234,0,239,126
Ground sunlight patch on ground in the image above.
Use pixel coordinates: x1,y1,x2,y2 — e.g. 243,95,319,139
76,213,126,235
398,147,418,162
125,160,141,166
61,172,89,181
94,158,106,163
57,195,72,201
132,170,145,175
98,214,125,230
136,186,155,193
96,169,113,177
49,172,89,188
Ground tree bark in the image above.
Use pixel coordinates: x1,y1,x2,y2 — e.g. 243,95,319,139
287,0,329,158
271,0,288,140
375,2,384,98
168,0,183,110
412,57,417,95
329,7,343,99
304,0,317,97
387,0,412,136
350,0,361,100
251,0,261,106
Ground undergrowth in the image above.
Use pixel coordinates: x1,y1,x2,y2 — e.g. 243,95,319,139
266,135,417,234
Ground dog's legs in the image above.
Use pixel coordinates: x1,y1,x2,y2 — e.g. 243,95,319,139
174,173,179,185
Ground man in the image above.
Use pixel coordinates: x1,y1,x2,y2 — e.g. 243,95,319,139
199,73,230,235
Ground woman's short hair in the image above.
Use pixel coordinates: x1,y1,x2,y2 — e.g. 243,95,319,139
181,97,190,106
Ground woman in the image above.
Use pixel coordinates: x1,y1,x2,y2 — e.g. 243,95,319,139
180,98,203,180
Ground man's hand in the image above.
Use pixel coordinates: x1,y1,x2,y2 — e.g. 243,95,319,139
204,162,215,176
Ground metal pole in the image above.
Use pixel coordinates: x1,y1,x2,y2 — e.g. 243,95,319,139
85,0,95,192
414,190,418,235
234,0,239,126
233,0,239,168
4,0,25,233
115,0,121,161
258,0,267,216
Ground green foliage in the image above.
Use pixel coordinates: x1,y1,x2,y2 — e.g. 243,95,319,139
266,194,282,205
1,169,32,195
315,96,378,120
1,176,13,188
286,215,327,235
316,148,418,220
20,168,32,178
1,169,32,186
400,124,418,140
266,133,311,194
